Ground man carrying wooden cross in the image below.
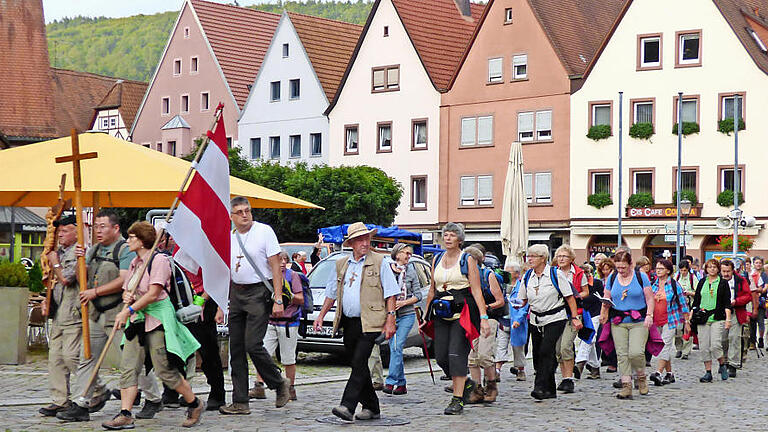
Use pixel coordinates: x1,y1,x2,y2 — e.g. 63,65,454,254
57,210,163,422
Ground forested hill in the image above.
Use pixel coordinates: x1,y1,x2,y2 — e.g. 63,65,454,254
46,1,373,82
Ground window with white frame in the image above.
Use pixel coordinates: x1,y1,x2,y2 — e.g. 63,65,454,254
721,95,744,121
345,125,359,154
633,101,653,124
523,173,533,203
310,133,322,156
591,103,611,126
478,175,493,205
536,110,552,140
110,118,116,127
512,54,527,79
749,28,768,52
270,81,280,102
289,79,300,99
640,36,661,68
282,43,289,57
460,176,476,206
250,138,261,159
173,59,182,75
504,8,513,23
377,123,392,152
679,169,697,192
721,167,744,192
180,95,189,113
269,136,280,159
488,57,503,83
677,98,697,123
591,172,611,195
460,115,493,146
101,118,109,129
523,172,552,203
289,135,301,158
200,92,209,111
190,56,198,73
412,120,427,149
632,171,653,195
518,112,533,141
678,32,701,65
412,176,427,209
162,97,170,115
459,175,494,206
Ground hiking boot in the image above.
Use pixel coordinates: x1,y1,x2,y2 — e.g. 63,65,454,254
516,369,527,381
718,364,729,381
39,402,70,417
289,385,297,401
759,338,764,348
205,398,224,412
699,371,713,383
248,383,266,400
649,372,663,387
530,389,555,400
111,389,142,406
557,379,574,393
727,365,737,378
462,378,477,404
182,398,204,428
586,366,601,380
383,384,394,394
331,405,354,421
483,381,498,403
372,382,385,391
606,366,618,373
102,412,135,430
681,354,689,360
444,396,464,415
135,399,163,419
444,385,453,393
275,378,291,408
675,351,682,358
89,392,111,413
219,402,251,415
574,361,585,380
613,378,623,389
162,392,181,408
56,403,89,422
616,381,633,400
637,375,649,395
393,385,407,395
467,385,485,404
355,408,381,420
662,373,676,385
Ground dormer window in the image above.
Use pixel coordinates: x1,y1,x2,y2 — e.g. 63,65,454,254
749,28,767,52
384,26,389,37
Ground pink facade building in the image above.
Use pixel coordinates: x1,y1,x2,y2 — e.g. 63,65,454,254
131,0,279,157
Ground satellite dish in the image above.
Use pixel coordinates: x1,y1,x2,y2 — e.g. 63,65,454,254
740,215,757,228
716,217,732,229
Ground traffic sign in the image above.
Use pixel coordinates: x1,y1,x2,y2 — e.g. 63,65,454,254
664,223,690,233
664,234,692,245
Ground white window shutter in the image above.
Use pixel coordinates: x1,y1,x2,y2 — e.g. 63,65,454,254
478,116,493,145
461,118,476,145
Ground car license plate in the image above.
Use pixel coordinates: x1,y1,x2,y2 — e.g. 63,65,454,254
306,325,335,337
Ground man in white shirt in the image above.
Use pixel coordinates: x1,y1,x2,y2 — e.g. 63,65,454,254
219,197,291,415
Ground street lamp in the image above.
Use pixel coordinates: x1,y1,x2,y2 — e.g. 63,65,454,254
680,198,692,260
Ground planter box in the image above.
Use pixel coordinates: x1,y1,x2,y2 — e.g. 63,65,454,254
0,286,29,364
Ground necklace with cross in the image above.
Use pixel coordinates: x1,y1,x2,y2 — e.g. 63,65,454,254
348,271,358,287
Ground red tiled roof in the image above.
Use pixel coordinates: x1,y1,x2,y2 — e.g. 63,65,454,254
714,0,768,75
392,0,484,91
95,80,149,131
527,0,628,77
288,12,363,103
51,69,121,134
0,0,57,141
191,0,280,108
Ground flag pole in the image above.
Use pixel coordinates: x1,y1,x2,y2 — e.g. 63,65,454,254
80,104,225,397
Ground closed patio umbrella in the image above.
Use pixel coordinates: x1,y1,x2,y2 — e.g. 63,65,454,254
500,142,528,268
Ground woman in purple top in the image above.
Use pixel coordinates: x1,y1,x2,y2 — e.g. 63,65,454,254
600,250,655,399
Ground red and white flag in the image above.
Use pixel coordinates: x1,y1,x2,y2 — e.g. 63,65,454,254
167,106,231,312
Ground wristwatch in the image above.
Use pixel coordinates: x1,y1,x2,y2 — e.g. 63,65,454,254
274,298,284,305
387,310,396,316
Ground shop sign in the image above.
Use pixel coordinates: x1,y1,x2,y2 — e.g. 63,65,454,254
626,205,701,218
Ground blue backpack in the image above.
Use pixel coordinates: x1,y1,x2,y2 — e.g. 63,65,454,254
285,268,313,318
434,252,505,317
523,266,568,299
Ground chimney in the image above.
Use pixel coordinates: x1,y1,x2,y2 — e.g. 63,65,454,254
454,0,472,17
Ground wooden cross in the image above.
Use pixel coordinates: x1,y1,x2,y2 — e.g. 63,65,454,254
55,129,98,359
235,255,244,272
348,271,358,287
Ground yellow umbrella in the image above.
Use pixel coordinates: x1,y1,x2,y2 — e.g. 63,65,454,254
0,133,322,209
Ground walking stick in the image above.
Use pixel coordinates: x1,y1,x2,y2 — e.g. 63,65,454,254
414,306,435,384
80,105,224,399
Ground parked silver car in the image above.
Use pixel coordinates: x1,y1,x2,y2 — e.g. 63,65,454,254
297,251,433,366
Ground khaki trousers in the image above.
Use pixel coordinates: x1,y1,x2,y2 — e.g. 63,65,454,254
698,320,725,363
120,329,184,390
469,319,499,369
724,315,744,366
611,322,648,377
556,317,580,362
368,344,384,385
48,321,82,406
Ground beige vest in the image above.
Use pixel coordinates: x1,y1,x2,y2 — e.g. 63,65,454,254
332,252,386,335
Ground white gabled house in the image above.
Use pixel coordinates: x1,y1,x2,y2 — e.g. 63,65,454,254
238,12,361,165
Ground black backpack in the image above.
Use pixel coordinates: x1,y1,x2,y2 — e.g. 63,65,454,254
147,251,195,312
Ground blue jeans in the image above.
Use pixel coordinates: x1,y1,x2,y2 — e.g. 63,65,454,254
385,313,416,386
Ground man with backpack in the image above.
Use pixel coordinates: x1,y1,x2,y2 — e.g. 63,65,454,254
58,210,163,422
251,251,304,401
464,244,505,403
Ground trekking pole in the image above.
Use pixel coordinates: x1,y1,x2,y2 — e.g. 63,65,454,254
80,106,224,399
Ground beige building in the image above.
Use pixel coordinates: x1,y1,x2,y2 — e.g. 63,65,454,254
569,0,768,264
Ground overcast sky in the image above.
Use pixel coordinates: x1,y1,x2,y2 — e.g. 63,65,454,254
42,0,289,22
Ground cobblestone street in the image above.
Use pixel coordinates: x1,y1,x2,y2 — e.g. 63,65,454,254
2,346,767,431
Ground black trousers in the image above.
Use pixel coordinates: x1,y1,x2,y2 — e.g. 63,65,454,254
749,308,765,343
340,316,380,414
530,319,566,394
163,299,226,402
433,318,471,377
229,282,283,403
